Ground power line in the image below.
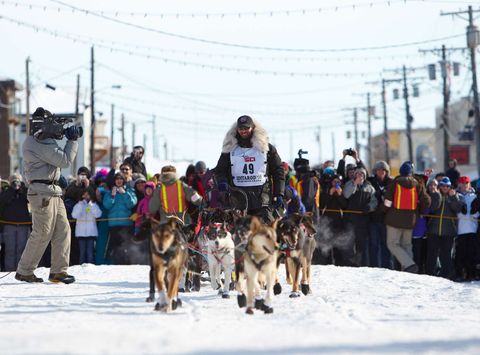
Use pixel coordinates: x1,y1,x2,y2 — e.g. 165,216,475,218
0,14,385,78
49,0,465,52
1,0,475,19
0,3,441,63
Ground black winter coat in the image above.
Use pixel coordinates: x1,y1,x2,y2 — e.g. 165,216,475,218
0,186,31,224
123,156,147,177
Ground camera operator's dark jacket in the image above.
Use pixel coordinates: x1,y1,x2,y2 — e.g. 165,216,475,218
123,155,147,177
0,185,31,224
22,136,78,196
215,121,284,210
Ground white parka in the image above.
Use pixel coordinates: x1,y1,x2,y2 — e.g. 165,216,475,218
71,200,102,237
457,188,479,235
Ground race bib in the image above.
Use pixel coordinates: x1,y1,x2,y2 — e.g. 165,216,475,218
230,147,267,187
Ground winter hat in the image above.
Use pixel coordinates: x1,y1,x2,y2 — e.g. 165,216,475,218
77,166,91,179
346,163,356,172
294,158,310,172
373,160,390,175
134,174,147,184
458,176,471,184
9,174,22,183
323,167,336,176
195,161,207,174
399,161,414,176
114,172,125,183
354,168,367,179
161,165,176,174
282,162,290,173
237,115,254,129
144,181,155,191
439,177,452,187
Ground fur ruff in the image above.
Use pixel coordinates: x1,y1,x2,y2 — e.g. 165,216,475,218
222,119,269,154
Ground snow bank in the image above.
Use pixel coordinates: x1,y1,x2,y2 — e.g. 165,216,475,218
1,265,479,354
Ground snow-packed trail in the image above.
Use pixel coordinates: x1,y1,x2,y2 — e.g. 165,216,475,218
1,264,479,354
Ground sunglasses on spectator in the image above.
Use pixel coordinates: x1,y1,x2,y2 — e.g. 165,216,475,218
121,168,131,172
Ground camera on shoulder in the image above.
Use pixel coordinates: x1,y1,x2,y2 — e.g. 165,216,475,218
30,107,83,141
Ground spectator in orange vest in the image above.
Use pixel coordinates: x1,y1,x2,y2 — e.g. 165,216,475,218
149,165,203,224
383,161,431,273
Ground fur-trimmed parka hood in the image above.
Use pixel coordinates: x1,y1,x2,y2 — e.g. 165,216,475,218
221,119,269,154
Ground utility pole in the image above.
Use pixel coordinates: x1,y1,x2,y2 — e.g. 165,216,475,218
316,126,321,164
110,104,115,167
73,74,80,175
367,92,373,168
381,79,390,164
289,131,293,164
353,107,359,153
441,45,449,171
132,122,136,149
25,57,30,134
331,131,336,162
403,65,414,163
121,113,125,159
90,46,95,173
152,115,158,158
143,133,147,168
441,5,480,177
419,44,463,171
378,66,423,164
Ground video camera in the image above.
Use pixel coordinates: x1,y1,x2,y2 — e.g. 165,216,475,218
30,107,83,140
343,148,354,156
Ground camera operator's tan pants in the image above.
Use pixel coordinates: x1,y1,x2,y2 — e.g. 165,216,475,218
17,195,71,275
386,225,415,270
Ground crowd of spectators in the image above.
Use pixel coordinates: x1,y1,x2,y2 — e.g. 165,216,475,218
1,144,479,282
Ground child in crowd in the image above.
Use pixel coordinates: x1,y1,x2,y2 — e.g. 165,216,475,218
72,190,102,264
134,181,155,236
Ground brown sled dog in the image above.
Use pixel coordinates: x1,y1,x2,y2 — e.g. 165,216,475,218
276,213,316,297
244,217,279,315
150,217,188,312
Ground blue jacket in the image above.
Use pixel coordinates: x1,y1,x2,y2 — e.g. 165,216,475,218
102,186,137,227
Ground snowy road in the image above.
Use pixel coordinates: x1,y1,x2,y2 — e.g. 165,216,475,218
1,264,479,354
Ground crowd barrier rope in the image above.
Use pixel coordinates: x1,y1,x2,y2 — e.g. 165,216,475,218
0,208,475,225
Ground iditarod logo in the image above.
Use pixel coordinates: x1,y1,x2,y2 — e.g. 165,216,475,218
236,175,261,182
244,156,255,162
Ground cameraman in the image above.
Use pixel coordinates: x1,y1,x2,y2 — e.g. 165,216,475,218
15,107,81,284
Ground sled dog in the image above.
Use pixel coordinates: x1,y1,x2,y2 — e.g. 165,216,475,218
244,216,279,315
150,217,188,312
277,213,316,297
206,222,235,298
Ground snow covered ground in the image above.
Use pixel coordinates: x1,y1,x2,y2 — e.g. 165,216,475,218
1,264,479,355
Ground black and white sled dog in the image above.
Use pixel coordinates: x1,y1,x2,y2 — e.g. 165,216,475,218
205,221,235,298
